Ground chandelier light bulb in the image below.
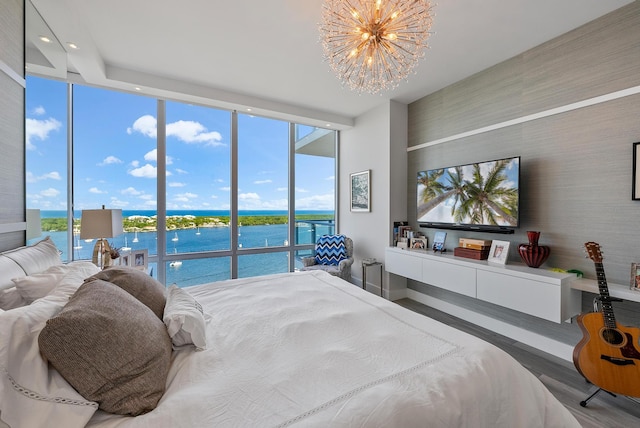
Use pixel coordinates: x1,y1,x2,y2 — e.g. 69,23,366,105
319,0,434,94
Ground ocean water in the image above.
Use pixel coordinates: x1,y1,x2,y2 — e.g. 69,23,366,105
40,211,334,287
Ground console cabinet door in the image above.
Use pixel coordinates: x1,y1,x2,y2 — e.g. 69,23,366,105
385,250,422,282
476,270,561,322
422,259,476,297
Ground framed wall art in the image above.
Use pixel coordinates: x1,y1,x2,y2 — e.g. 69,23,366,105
350,170,371,212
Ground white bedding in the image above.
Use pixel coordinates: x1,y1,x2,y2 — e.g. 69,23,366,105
84,270,579,428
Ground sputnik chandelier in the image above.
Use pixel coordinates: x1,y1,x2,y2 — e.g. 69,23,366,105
319,0,434,94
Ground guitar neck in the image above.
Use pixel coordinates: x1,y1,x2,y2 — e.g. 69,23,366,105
595,261,617,329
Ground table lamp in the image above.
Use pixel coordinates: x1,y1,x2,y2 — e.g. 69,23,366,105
80,205,123,268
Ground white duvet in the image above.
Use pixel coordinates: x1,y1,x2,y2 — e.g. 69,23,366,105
85,270,579,428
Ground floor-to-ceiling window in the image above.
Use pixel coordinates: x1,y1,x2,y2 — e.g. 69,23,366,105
25,76,337,286
25,76,69,257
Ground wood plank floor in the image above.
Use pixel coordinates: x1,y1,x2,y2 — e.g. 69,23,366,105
394,298,640,428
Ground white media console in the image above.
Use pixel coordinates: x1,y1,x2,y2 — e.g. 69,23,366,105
385,246,581,323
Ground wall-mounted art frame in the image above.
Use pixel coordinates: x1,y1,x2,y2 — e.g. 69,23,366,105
350,169,371,212
633,142,640,200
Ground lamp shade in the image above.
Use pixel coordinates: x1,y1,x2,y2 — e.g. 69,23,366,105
80,207,124,239
26,209,42,240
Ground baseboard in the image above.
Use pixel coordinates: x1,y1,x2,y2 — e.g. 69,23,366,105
406,289,574,362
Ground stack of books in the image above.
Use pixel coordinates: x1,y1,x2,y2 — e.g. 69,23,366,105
454,238,492,260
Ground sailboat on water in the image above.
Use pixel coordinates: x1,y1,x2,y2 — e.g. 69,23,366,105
121,236,131,253
172,232,179,242
196,227,201,236
132,231,139,243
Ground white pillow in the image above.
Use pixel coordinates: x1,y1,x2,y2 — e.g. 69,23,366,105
1,237,61,276
163,284,209,350
0,291,98,427
12,264,69,304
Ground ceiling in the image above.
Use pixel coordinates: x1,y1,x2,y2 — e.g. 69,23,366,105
27,0,634,130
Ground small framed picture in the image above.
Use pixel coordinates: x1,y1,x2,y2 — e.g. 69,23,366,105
411,237,428,250
433,231,447,252
131,249,148,270
119,254,130,267
631,263,640,290
488,240,510,265
350,170,371,212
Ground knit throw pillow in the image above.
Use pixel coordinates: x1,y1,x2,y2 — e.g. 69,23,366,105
314,235,347,266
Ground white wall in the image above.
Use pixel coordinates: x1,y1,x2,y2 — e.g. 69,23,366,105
340,100,408,300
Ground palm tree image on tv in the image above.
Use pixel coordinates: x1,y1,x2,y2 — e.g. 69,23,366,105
417,158,519,227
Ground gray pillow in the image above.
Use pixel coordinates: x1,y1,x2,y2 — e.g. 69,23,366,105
86,266,166,319
38,280,172,416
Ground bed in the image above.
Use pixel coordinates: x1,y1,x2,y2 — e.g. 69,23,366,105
1,238,580,427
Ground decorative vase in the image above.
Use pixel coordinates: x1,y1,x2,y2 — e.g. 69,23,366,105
518,231,550,268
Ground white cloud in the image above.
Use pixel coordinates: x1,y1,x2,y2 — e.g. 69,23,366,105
121,187,142,195
174,192,198,202
295,187,308,193
109,197,129,208
166,120,224,146
144,149,173,165
220,186,231,192
295,193,335,210
127,115,224,147
326,175,335,181
175,168,188,174
25,117,62,150
139,194,153,200
144,200,157,207
26,171,62,183
33,106,46,115
276,187,287,191
99,156,123,166
253,179,272,185
128,164,157,178
127,114,157,137
40,188,60,197
238,192,260,201
131,160,140,168
168,182,185,187
89,187,107,194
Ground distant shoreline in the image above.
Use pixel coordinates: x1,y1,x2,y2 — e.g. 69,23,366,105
41,213,334,232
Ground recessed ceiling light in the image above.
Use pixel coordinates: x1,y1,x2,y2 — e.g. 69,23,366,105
67,42,79,49
326,124,332,127
39,36,51,43
134,87,141,91
246,108,252,112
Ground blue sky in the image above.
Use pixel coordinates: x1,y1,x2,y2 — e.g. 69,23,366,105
25,76,335,212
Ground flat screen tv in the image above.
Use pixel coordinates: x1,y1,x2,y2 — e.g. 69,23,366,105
417,156,520,234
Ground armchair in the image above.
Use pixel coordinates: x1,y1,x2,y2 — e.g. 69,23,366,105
301,235,354,282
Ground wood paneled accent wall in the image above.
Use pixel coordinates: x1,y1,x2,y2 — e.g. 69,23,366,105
0,0,26,251
407,2,640,336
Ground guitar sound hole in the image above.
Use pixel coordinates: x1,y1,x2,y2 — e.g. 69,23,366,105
601,328,625,346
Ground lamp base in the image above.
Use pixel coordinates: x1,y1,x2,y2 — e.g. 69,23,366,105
91,239,112,269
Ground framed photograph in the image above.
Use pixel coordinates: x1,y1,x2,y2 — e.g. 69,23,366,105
350,170,371,212
488,240,510,265
433,231,447,252
633,142,640,200
131,249,148,270
119,254,130,267
631,263,640,290
411,237,428,250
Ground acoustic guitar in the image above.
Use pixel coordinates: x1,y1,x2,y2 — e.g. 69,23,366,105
573,242,640,397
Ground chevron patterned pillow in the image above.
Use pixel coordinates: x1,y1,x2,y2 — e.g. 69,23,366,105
314,235,347,266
